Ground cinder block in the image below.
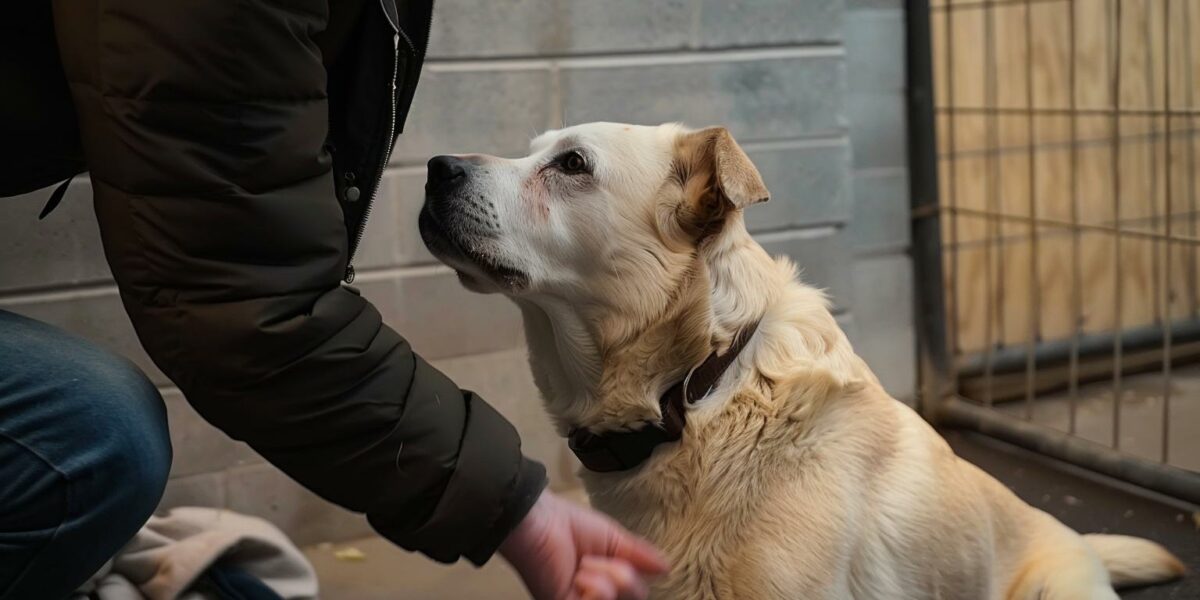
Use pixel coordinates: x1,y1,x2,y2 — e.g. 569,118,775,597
743,141,852,233
754,226,853,309
697,0,843,47
850,169,910,253
0,178,112,293
845,9,906,92
848,0,901,9
836,312,858,341
352,167,437,271
354,267,524,360
164,388,263,478
392,66,553,165
848,92,908,169
225,463,373,546
427,0,691,58
159,472,226,512
431,348,575,488
560,52,845,143
850,254,917,399
0,288,169,386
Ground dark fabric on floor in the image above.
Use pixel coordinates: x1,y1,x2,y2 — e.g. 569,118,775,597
944,429,1199,599
193,565,284,600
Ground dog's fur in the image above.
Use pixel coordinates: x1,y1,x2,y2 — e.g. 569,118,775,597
419,122,1185,599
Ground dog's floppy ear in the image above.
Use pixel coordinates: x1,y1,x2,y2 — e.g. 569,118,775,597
673,127,770,236
705,126,770,209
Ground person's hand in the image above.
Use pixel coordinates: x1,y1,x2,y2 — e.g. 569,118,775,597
499,490,670,600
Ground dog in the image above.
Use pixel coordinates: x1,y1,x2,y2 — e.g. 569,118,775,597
419,122,1185,599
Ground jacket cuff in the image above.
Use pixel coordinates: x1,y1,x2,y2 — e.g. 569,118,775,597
367,384,547,565
464,456,547,566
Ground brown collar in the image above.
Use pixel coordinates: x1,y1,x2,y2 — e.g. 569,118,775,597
567,321,760,473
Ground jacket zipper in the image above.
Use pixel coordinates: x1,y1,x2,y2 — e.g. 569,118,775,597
345,0,432,283
345,33,402,283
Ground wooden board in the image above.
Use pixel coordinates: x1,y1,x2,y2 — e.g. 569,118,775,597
931,0,1200,355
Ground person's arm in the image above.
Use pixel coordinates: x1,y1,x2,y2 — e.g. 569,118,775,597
52,0,542,564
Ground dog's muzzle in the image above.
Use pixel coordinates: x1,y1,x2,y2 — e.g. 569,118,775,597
423,154,498,233
420,155,529,290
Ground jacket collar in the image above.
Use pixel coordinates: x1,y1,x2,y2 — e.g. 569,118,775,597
567,321,760,473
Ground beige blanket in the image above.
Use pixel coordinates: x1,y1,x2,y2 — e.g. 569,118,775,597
72,507,318,600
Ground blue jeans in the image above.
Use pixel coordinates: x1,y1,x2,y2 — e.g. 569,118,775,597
0,310,172,600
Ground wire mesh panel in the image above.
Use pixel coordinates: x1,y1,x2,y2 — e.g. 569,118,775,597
925,0,1200,478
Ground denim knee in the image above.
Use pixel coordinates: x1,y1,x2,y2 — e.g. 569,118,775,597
70,356,173,526
1,313,172,506
0,311,172,598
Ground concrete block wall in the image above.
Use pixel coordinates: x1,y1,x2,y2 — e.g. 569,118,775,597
843,0,917,401
0,0,915,546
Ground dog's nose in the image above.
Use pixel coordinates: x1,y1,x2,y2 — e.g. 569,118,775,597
427,155,470,189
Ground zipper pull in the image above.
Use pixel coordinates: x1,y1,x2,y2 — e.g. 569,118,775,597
344,264,356,283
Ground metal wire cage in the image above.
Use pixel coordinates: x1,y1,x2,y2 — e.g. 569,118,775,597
908,0,1200,503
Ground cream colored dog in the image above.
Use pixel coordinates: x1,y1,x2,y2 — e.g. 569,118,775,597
419,122,1185,599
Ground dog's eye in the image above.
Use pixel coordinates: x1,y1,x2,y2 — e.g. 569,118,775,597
558,151,587,174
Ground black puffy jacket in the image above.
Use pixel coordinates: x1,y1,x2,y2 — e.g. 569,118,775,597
0,0,545,565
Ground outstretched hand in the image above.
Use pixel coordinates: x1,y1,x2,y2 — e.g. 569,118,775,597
499,490,670,600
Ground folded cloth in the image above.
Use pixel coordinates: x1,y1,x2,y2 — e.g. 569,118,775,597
72,507,318,600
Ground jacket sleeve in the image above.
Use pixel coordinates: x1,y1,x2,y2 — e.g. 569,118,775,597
52,0,545,565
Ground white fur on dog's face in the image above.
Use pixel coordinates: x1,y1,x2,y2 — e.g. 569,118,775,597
422,121,778,424
422,122,771,423
420,122,684,302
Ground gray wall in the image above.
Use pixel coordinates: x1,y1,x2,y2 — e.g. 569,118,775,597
0,0,913,545
845,0,915,400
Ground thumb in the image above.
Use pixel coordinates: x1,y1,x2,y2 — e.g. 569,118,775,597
604,528,670,575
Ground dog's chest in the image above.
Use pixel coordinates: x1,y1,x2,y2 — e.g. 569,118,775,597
582,399,952,599
585,448,852,599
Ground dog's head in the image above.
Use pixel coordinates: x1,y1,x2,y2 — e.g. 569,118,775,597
419,122,769,311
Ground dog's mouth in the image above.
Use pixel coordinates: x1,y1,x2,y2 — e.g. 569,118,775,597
418,206,529,291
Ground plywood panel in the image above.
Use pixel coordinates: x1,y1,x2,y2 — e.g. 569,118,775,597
934,0,1200,354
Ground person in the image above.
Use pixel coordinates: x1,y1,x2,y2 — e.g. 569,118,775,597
0,1,667,599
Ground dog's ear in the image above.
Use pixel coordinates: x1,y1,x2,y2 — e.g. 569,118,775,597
673,127,770,236
704,127,771,209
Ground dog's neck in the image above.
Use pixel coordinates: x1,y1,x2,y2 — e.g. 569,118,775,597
516,222,782,435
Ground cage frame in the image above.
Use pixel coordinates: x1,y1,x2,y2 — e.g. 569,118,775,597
905,0,1200,505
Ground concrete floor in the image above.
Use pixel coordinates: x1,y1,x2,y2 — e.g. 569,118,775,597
304,536,529,600
303,488,592,599
946,430,1199,600
994,363,1200,471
